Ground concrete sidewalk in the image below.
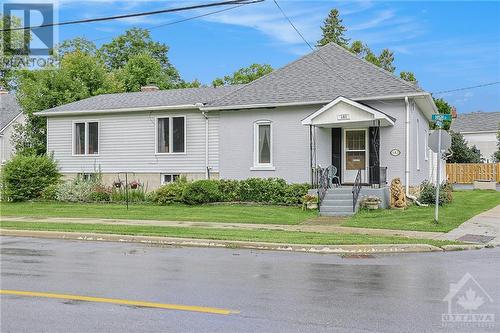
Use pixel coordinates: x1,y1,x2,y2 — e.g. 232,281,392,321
438,204,500,245
0,216,445,240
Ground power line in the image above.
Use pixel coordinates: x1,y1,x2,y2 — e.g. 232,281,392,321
0,0,260,32
432,81,500,95
91,1,258,43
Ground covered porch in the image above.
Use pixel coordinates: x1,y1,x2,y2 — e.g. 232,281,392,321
302,96,395,188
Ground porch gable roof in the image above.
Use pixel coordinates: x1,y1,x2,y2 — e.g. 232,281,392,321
301,96,395,127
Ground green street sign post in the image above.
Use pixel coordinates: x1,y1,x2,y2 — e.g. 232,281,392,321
431,113,451,223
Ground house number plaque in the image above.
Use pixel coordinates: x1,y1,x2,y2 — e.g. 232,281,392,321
390,149,401,156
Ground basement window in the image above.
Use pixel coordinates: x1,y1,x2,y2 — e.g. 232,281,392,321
161,174,180,185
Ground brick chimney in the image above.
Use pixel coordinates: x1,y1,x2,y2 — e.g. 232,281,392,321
0,86,8,94
141,85,159,92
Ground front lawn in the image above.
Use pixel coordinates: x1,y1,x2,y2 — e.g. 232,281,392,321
0,221,457,247
344,190,500,232
0,202,316,225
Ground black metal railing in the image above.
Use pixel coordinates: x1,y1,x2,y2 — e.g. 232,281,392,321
369,166,387,187
352,169,362,212
316,165,333,206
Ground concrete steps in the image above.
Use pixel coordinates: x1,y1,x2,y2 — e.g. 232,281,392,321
319,187,355,217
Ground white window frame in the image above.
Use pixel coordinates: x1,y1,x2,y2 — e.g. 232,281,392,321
424,129,429,161
251,120,275,170
160,173,180,185
155,115,187,155
72,120,100,156
416,118,420,171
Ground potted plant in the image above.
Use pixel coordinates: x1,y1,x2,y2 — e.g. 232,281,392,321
302,194,318,210
113,180,122,188
362,196,381,210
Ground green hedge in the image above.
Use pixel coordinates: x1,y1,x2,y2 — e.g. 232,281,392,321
1,154,61,202
150,178,310,206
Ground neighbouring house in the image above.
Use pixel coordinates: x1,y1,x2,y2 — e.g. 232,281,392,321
37,43,438,215
0,88,24,164
450,111,500,163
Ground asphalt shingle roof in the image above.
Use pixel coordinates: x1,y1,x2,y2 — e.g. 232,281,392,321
40,85,242,114
451,111,500,133
208,42,423,108
0,94,22,131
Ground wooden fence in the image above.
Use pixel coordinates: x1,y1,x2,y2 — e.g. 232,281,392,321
446,163,500,184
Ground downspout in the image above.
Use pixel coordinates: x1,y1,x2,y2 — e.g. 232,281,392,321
200,106,209,179
405,97,427,206
405,96,410,196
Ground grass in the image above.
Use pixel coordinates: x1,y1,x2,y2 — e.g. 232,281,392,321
0,221,458,247
344,190,500,232
0,201,316,225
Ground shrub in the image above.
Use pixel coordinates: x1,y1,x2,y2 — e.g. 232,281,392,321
182,179,221,205
419,180,453,205
239,178,287,203
150,179,187,205
40,183,59,201
88,185,111,202
283,183,310,205
1,154,61,201
217,179,240,202
56,179,96,202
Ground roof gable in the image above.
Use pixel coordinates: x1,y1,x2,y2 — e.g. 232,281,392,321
302,96,395,127
0,94,22,131
208,42,423,108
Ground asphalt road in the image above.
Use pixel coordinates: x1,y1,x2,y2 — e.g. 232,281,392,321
1,236,499,333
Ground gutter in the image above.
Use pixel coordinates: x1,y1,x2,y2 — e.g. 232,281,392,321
35,104,198,117
404,96,427,206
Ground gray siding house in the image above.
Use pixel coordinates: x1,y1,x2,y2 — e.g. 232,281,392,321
0,90,25,164
39,43,437,212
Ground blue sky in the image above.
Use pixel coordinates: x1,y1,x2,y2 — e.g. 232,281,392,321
6,0,500,113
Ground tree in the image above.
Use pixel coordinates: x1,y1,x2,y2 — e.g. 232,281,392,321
316,9,349,47
433,98,453,130
116,53,176,92
494,127,500,162
447,131,482,163
377,49,395,73
55,37,97,57
400,71,417,82
0,14,26,89
212,64,273,87
13,51,119,155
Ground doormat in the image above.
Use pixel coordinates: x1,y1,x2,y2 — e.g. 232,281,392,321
457,234,495,244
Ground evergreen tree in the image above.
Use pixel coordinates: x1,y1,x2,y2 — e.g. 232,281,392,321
316,9,349,47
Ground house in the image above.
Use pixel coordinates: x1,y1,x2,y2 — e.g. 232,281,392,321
0,89,25,164
37,43,438,215
450,111,500,162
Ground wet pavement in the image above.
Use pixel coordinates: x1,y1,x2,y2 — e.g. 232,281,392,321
1,236,499,332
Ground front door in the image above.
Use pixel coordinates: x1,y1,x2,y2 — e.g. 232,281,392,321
343,129,368,183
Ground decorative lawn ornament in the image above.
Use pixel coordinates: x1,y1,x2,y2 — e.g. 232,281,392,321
390,178,406,209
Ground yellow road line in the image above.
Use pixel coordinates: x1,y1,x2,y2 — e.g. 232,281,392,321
0,290,238,315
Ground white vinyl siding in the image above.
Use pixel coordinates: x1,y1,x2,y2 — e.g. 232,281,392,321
47,110,219,174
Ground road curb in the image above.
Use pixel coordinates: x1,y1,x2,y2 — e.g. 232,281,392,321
441,244,485,251
0,229,444,254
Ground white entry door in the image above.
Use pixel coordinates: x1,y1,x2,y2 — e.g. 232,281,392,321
343,129,369,183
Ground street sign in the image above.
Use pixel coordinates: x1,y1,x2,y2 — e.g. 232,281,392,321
428,130,451,153
432,114,452,121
